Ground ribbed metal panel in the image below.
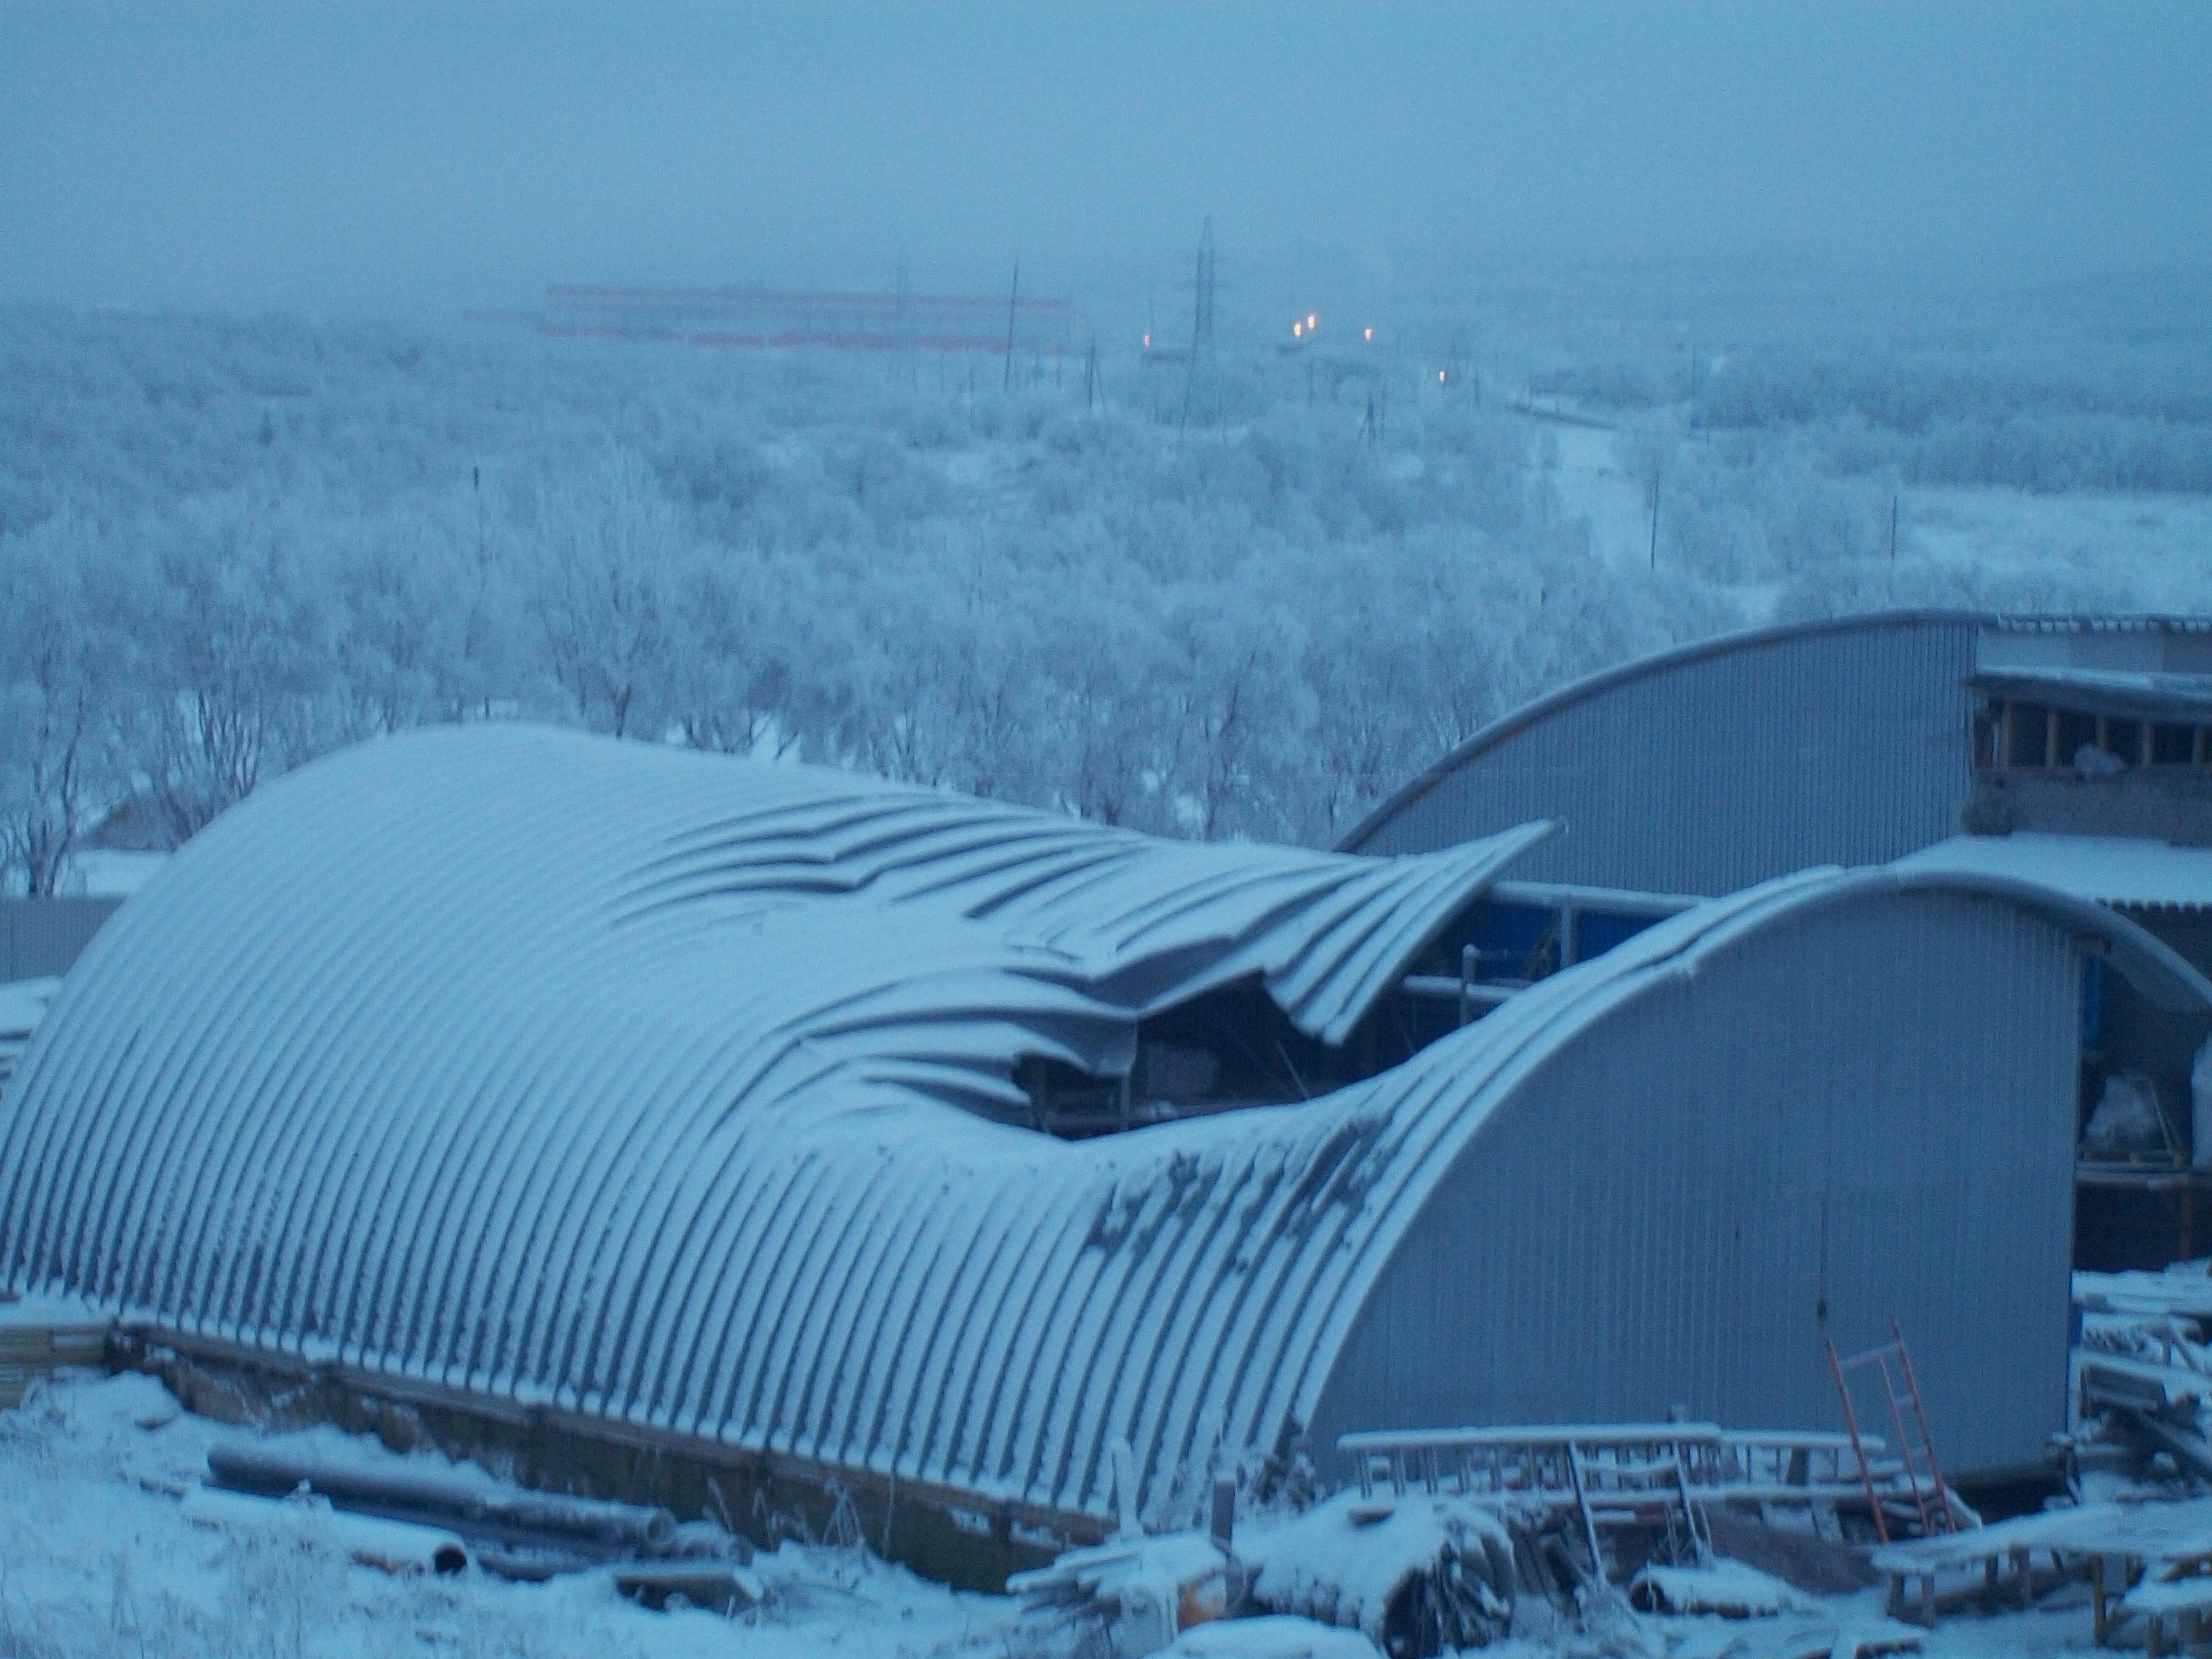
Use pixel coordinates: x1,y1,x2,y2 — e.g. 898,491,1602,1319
1312,885,2082,1475
1347,613,1982,895
0,728,1544,1523
0,897,123,981
2,727,2192,1525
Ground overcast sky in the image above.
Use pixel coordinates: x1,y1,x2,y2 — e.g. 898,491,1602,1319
3,2,2208,316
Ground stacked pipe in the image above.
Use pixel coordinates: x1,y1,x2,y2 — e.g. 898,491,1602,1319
205,1441,755,1607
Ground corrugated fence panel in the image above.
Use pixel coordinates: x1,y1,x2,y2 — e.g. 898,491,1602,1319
0,898,123,982
1351,614,1982,895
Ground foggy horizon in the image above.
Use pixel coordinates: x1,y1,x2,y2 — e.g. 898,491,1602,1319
6,1,2211,323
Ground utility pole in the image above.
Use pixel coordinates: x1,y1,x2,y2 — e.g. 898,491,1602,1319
1648,466,1662,571
1179,218,1216,435
1084,337,1099,410
894,251,915,390
1889,491,1900,562
1003,262,1019,394
1192,218,1216,363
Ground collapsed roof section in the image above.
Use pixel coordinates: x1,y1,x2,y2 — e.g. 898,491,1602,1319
596,739,1556,1086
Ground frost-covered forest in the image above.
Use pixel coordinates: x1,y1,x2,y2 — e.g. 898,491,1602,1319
5,272,2211,892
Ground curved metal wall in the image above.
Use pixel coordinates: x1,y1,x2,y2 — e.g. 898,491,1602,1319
1313,884,2083,1476
3,727,2195,1531
1346,613,1982,895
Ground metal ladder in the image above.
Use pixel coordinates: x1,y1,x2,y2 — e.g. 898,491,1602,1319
1826,1317,1958,1543
1566,1437,1713,1582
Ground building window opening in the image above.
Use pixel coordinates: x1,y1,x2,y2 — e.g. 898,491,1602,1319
2007,701,2051,769
2055,710,2099,768
2152,723,2197,766
2105,718,2142,766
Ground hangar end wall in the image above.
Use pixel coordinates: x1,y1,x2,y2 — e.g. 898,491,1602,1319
1313,886,2078,1477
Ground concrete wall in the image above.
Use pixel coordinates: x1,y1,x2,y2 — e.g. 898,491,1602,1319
1965,769,2212,846
1313,886,2079,1477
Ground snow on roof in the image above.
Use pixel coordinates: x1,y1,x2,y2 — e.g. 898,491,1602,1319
1969,665,2212,722
0,728,1549,1521
1,726,2198,1535
1898,834,2212,914
1986,614,2212,638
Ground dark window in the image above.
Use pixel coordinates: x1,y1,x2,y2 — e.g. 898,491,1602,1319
2007,702,2050,769
2106,718,2142,763
1972,712,1997,771
2056,709,2098,765
2153,723,2196,766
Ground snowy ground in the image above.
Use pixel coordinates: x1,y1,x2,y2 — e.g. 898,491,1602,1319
1529,403,2212,612
0,1368,2138,1659
0,1372,1018,1659
1908,484,2212,597
1532,419,1654,574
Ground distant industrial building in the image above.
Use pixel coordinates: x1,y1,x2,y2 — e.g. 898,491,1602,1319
4,726,2200,1574
537,283,1076,357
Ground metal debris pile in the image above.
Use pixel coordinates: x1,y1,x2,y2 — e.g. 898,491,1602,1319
1007,1425,1965,1658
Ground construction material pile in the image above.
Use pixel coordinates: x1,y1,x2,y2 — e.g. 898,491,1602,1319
2074,1261,2212,1490
1008,1420,1957,1657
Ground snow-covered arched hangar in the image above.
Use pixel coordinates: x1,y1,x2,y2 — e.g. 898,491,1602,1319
3,726,2205,1578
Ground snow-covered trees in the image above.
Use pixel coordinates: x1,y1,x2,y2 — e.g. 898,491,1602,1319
132,494,336,844
7,287,2198,893
0,516,128,893
528,451,682,740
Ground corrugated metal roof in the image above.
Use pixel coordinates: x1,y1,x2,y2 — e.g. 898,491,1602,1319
612,774,1556,1050
1338,611,1987,858
3,726,2203,1530
1341,612,1986,894
1898,834,2212,914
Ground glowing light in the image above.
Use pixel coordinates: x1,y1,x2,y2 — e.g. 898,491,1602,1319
1142,333,1151,348
1439,369,1447,383
1364,326,1373,342
1292,322,1303,337
1307,314,1317,329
